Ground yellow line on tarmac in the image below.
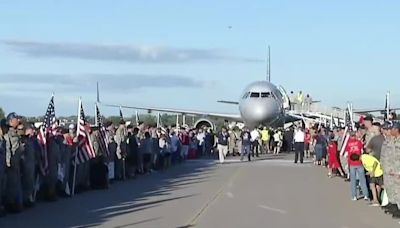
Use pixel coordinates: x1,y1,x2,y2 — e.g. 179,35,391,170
184,166,243,227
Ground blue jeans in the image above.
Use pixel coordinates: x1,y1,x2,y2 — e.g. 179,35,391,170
241,145,251,161
350,165,369,199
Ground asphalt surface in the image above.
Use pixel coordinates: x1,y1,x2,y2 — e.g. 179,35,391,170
0,154,398,228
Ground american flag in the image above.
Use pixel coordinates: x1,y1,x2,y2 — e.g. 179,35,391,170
344,107,353,131
95,103,110,157
37,95,56,174
73,99,96,165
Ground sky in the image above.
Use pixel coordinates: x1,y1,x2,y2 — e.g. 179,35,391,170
1,1,400,117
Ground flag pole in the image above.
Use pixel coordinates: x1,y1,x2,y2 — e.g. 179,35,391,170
135,110,139,126
157,112,161,128
387,91,390,121
95,102,98,126
72,97,81,196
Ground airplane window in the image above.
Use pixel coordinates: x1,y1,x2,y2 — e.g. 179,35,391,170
242,92,250,99
261,92,271,98
250,92,260,98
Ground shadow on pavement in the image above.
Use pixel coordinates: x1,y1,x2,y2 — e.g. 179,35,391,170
0,160,217,228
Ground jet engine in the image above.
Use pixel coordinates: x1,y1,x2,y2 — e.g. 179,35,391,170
194,118,215,130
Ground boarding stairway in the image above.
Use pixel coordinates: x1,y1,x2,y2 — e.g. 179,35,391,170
286,102,362,127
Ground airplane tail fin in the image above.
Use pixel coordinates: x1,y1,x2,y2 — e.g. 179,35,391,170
266,45,271,82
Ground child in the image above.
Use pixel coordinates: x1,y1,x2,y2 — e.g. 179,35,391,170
327,135,343,178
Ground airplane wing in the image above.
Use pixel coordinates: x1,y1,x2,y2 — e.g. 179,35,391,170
353,107,400,114
100,103,243,121
217,100,240,105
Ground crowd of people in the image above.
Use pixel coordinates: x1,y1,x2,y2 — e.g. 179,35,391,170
0,107,300,218
291,115,400,220
0,111,239,217
1,108,399,222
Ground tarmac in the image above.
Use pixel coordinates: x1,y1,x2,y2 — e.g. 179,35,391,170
0,154,398,228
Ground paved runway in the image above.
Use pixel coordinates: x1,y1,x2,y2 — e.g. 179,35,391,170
0,154,398,228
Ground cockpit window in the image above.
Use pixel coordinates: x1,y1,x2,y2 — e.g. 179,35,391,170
261,92,271,98
250,92,260,98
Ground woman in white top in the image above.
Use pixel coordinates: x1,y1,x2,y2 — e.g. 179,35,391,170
273,130,283,155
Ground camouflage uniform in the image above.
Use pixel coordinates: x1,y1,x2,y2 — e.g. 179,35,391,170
228,131,237,155
364,130,375,149
392,137,400,207
0,133,6,213
381,136,396,204
114,126,127,179
4,127,23,209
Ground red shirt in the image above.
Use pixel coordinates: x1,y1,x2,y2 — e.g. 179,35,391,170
345,137,363,166
328,142,340,167
180,132,190,145
64,134,74,146
304,133,311,144
328,142,337,158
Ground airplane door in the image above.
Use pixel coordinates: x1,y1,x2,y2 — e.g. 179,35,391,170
278,85,290,110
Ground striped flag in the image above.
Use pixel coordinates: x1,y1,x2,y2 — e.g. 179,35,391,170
73,99,96,165
340,107,355,156
37,95,56,174
95,103,110,157
344,108,352,131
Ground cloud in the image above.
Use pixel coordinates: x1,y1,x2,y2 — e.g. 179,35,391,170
3,40,262,63
0,73,203,94
0,73,207,116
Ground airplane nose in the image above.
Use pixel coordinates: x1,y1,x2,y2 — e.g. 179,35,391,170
240,100,280,125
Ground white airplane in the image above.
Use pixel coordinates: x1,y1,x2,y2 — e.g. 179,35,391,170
97,47,305,129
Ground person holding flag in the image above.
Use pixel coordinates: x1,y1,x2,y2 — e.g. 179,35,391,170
72,98,96,196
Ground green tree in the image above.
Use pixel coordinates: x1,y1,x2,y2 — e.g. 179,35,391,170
0,107,4,119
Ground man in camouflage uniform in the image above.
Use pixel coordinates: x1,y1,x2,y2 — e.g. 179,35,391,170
381,122,398,216
0,119,7,216
4,112,23,213
114,120,127,180
388,123,400,218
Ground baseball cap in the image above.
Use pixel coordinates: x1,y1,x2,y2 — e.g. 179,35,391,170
382,121,393,130
6,112,20,122
364,115,373,122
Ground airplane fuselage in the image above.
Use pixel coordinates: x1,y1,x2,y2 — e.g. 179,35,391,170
238,81,285,128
